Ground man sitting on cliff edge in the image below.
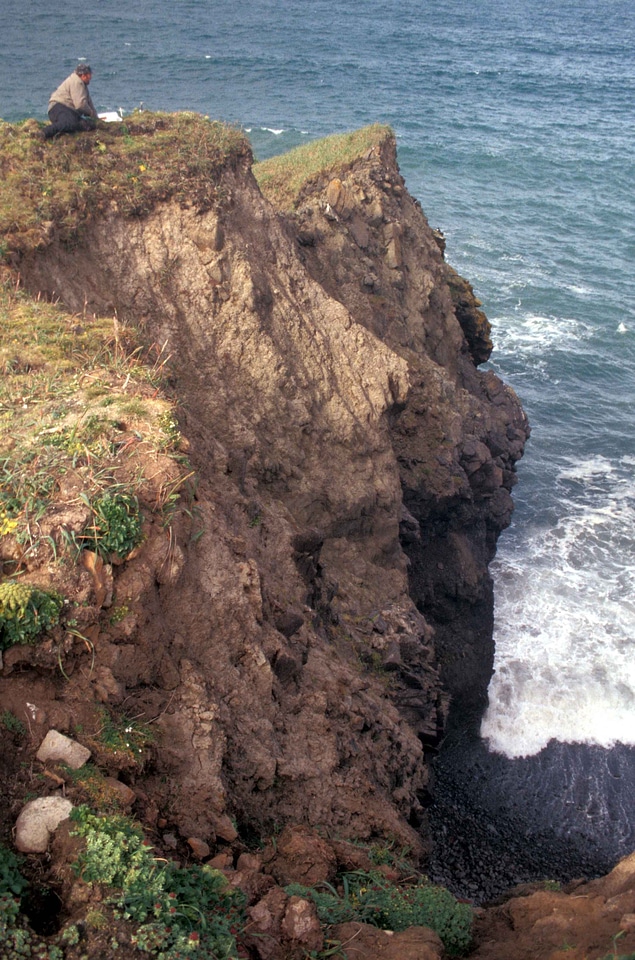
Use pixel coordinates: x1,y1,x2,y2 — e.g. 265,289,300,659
42,64,98,140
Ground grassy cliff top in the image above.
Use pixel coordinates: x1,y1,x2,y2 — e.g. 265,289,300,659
0,111,249,260
0,279,188,563
253,123,393,211
0,114,392,260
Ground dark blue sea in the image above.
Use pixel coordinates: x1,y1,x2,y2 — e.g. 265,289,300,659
3,0,635,896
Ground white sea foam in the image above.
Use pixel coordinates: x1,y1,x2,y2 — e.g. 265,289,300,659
491,312,594,354
558,455,615,482
244,126,285,137
482,458,635,757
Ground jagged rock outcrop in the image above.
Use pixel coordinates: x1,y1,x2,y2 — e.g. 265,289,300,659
15,128,528,853
273,134,529,724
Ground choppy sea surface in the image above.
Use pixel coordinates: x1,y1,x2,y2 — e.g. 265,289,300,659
3,0,635,894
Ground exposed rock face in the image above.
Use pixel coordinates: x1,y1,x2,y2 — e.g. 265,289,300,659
283,136,529,724
16,131,528,854
472,856,635,960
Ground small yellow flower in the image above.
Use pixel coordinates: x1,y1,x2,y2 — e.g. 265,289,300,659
138,164,146,172
0,508,17,537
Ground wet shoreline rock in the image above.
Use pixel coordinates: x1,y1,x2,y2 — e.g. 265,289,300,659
428,728,635,903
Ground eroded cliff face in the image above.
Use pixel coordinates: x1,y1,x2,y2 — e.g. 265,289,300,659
15,131,528,854
277,137,529,725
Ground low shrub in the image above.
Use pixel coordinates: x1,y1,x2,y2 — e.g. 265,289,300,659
286,869,473,956
83,491,143,559
0,845,28,899
0,580,64,650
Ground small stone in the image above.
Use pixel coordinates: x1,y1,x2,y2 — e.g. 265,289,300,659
386,237,402,269
163,833,179,849
209,851,233,870
212,813,238,843
274,611,304,639
187,836,211,859
237,852,263,872
15,797,74,853
36,730,91,770
281,895,323,950
272,653,300,684
382,641,402,671
349,216,370,249
264,824,337,885
325,178,352,218
92,665,125,703
104,778,136,806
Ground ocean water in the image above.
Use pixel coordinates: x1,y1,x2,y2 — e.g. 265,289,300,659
3,0,635,889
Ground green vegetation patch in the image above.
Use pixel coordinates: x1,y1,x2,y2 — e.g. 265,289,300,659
0,282,190,565
83,491,143,559
0,845,65,960
0,845,28,899
71,806,246,959
85,707,154,770
253,123,392,210
0,111,249,258
286,869,473,956
0,710,27,736
65,763,132,812
0,580,63,650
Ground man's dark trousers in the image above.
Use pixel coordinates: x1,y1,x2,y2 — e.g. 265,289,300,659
43,103,95,139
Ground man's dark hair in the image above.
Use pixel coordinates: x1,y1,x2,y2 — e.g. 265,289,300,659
75,64,92,77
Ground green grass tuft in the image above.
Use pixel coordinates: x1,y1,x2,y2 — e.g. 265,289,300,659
286,869,473,956
0,111,249,259
253,123,393,210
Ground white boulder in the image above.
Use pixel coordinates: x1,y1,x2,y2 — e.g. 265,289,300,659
15,797,74,853
36,730,91,770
